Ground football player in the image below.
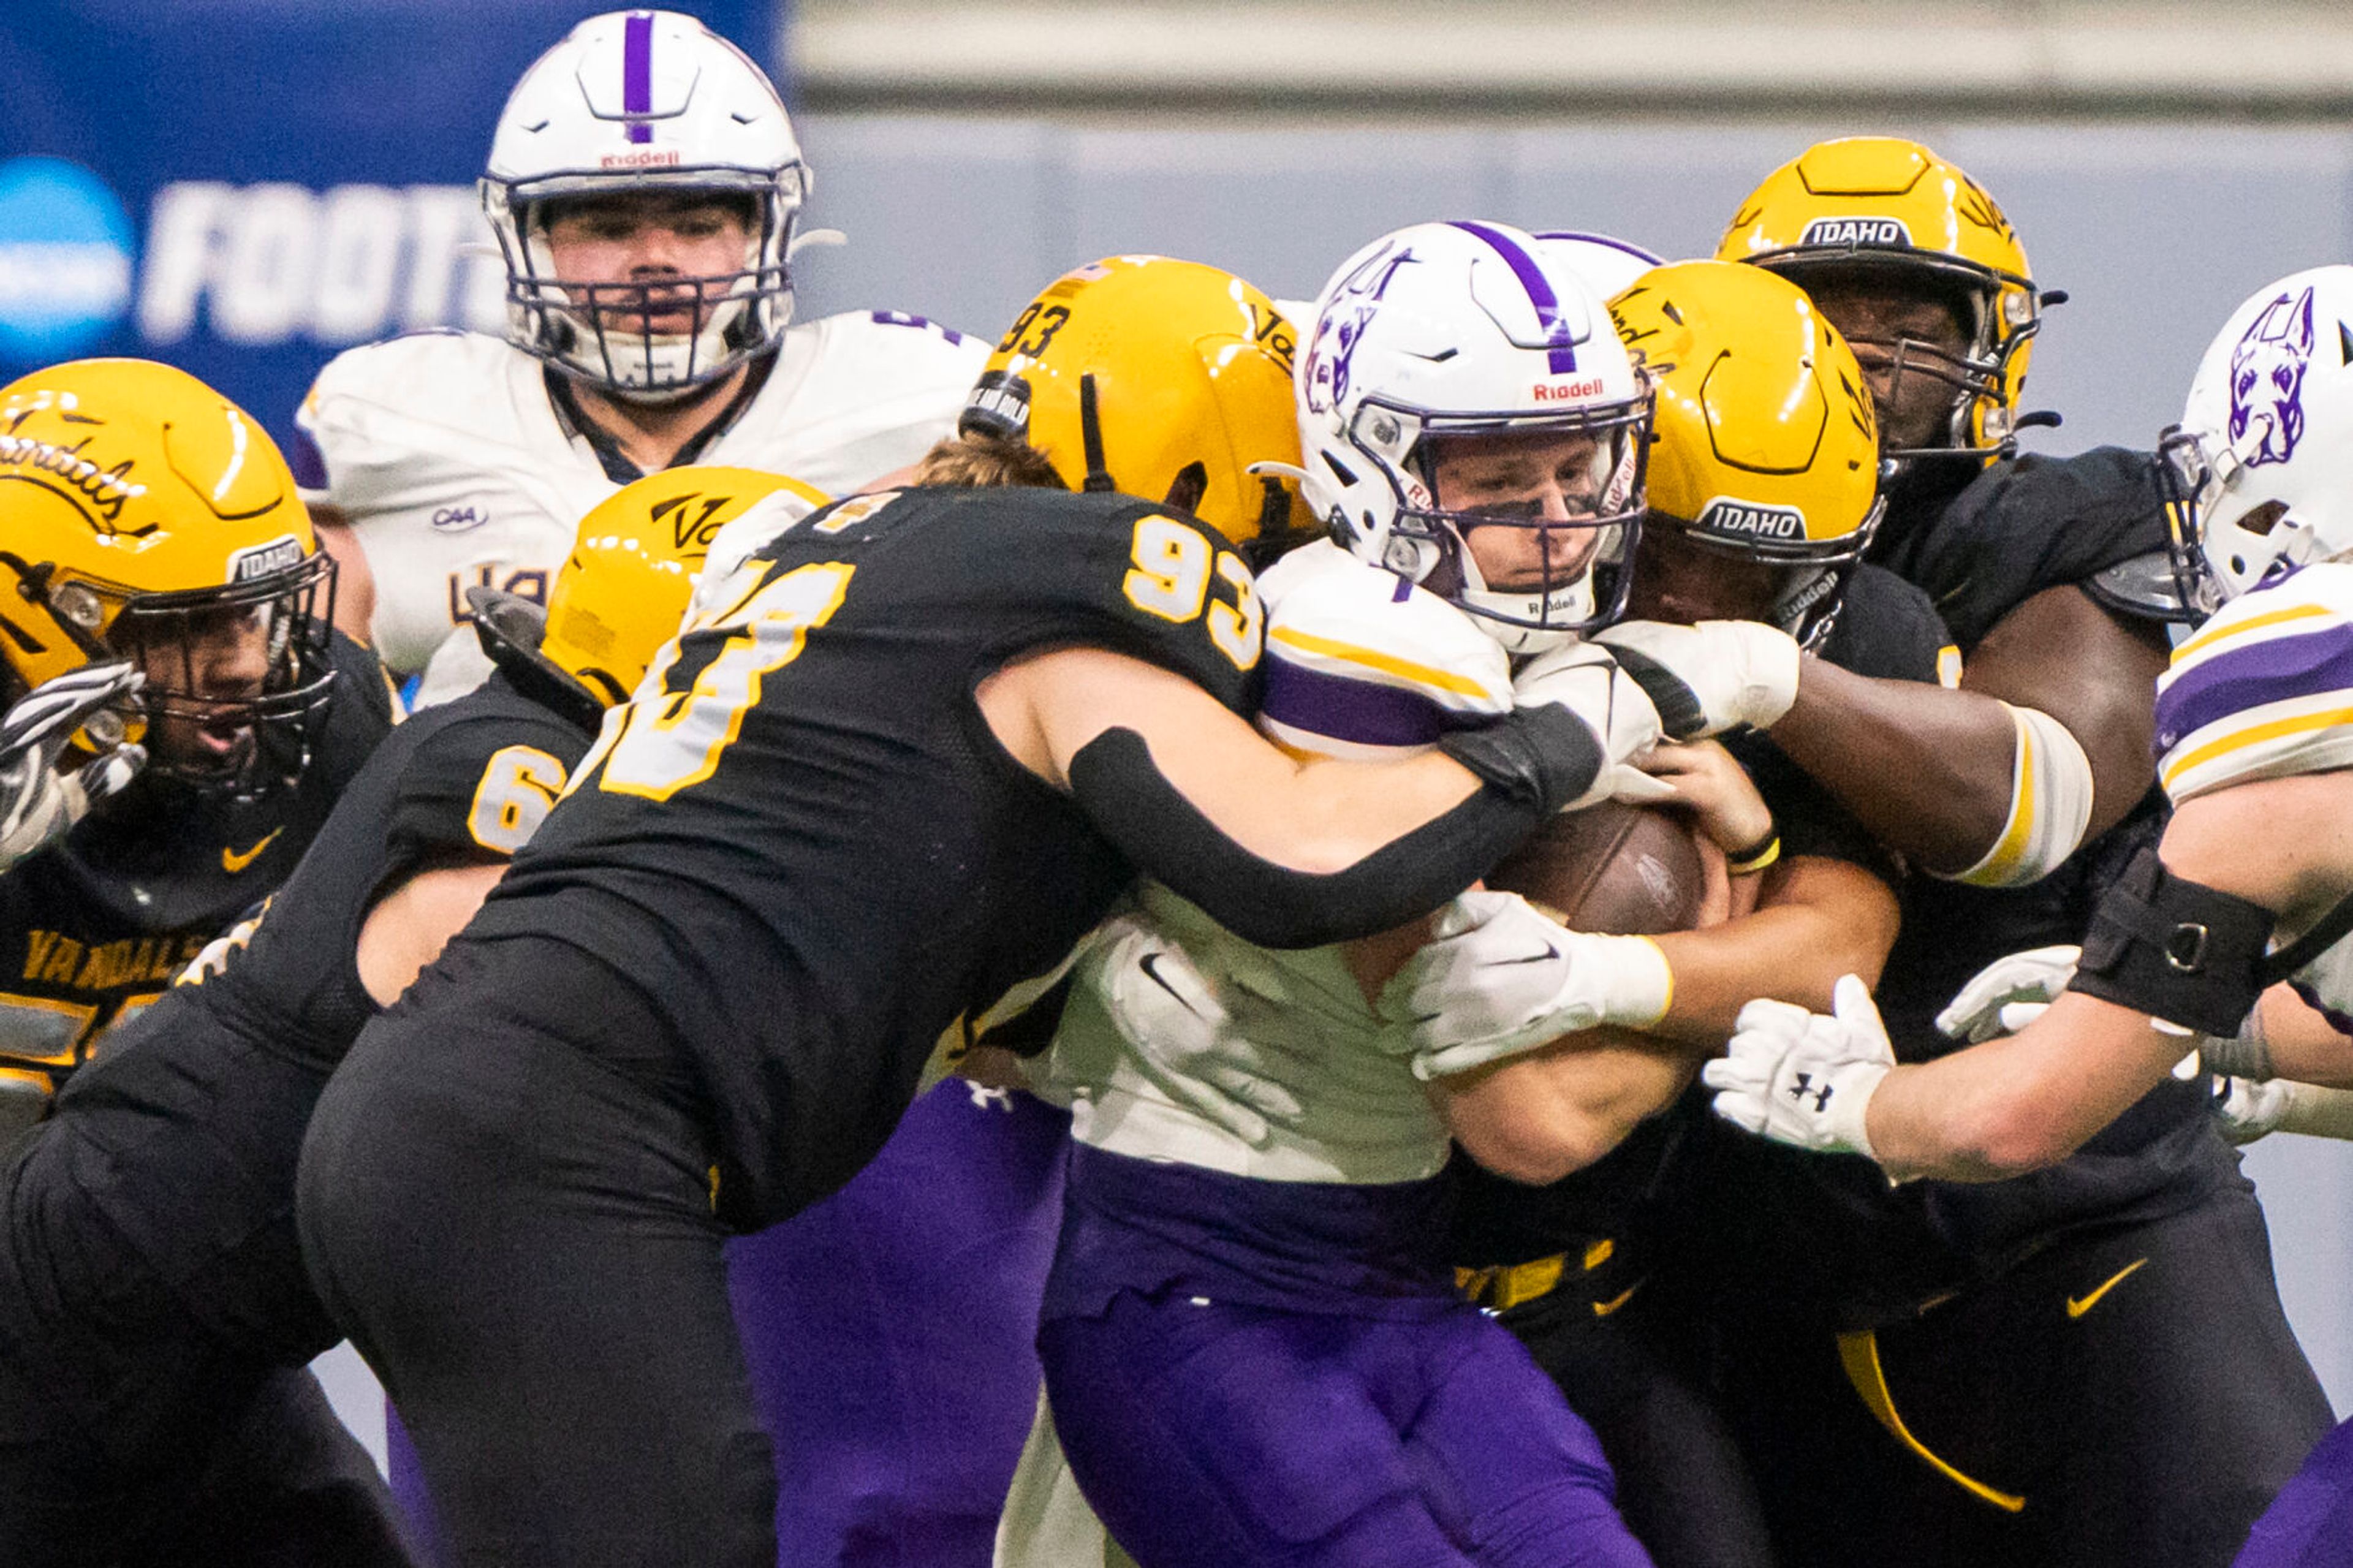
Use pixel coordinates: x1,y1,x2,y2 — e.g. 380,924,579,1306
0,466,806,1566
1694,260,2340,1566
293,254,1670,1568
296,9,985,707
0,358,391,1140
1407,259,1938,1568
1002,221,1678,1568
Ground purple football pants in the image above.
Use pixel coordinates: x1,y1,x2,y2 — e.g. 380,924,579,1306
2235,1417,2353,1568
388,1079,1070,1568
1042,1289,1656,1568
730,1080,1070,1568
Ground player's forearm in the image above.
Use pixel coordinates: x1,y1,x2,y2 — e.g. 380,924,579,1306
1438,1036,1691,1184
1768,657,2017,874
1067,729,1546,949
1645,858,1898,1044
1863,992,2186,1181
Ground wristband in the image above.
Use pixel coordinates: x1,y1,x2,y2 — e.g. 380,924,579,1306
1724,829,1781,877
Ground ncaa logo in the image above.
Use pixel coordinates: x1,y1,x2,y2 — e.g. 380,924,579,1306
1698,498,1806,540
0,157,135,361
1800,217,1911,249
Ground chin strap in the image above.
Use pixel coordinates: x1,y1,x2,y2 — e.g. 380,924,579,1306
1077,374,1117,493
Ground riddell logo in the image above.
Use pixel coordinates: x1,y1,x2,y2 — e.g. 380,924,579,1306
1800,217,1911,248
601,150,681,169
1698,498,1805,540
1533,378,1604,401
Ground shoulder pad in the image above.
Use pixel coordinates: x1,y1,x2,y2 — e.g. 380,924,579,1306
306,330,520,418
2155,562,2353,802
1256,542,1511,758
2084,549,2197,626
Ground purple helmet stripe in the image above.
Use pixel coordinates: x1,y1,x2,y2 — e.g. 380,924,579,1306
623,11,654,144
1451,219,1578,374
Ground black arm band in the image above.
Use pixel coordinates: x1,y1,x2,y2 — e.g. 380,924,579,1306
2068,847,2275,1037
1066,727,1545,950
1433,703,1605,814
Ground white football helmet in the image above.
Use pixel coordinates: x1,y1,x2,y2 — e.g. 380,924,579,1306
1531,230,1667,301
2162,265,2353,615
482,10,806,401
1295,221,1651,654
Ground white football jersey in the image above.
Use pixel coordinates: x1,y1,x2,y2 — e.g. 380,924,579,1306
2153,561,2353,1018
297,311,987,706
1050,542,1516,1186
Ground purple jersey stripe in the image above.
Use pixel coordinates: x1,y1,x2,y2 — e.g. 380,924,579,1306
2154,620,2353,758
623,11,654,144
1450,219,1578,374
1262,656,1479,748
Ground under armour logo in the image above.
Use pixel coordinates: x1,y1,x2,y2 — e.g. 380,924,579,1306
966,1084,1014,1113
1789,1074,1835,1113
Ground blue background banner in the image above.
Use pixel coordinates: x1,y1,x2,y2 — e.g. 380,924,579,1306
0,0,780,445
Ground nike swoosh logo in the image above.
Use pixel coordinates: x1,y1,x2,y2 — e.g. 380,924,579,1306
1136,952,1194,1010
1496,944,1561,968
1592,1280,1643,1317
2066,1257,2148,1319
221,827,284,874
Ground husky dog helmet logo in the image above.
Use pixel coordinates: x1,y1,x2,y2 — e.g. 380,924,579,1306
2229,286,2316,466
1303,241,1416,415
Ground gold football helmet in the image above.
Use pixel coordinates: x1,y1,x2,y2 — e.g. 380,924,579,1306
1610,261,1883,646
959,255,1313,551
1716,137,2044,465
539,465,828,705
0,358,335,795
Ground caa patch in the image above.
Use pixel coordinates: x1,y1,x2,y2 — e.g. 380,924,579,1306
1800,216,1912,249
1697,498,1805,540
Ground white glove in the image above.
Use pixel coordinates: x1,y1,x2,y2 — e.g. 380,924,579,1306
1093,920,1303,1146
1934,944,2080,1043
2213,1076,2298,1145
1593,619,1802,740
1509,641,1674,809
1378,890,1673,1080
1705,974,1893,1159
0,662,145,876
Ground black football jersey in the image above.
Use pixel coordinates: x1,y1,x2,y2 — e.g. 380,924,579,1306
40,667,592,1352
467,485,1264,1224
1873,447,2170,651
0,631,390,1097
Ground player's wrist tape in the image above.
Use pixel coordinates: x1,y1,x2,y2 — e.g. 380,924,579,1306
2067,847,2273,1037
1946,702,2095,890
1435,703,1604,816
1067,727,1543,951
2198,1002,2275,1083
1724,829,1781,876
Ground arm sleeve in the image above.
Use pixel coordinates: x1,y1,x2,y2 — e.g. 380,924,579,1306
1065,726,1545,950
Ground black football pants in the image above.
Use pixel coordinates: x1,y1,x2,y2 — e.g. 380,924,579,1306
0,1131,415,1568
298,936,777,1568
1695,1181,2332,1568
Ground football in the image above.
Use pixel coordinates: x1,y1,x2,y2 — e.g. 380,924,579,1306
1486,801,1711,938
